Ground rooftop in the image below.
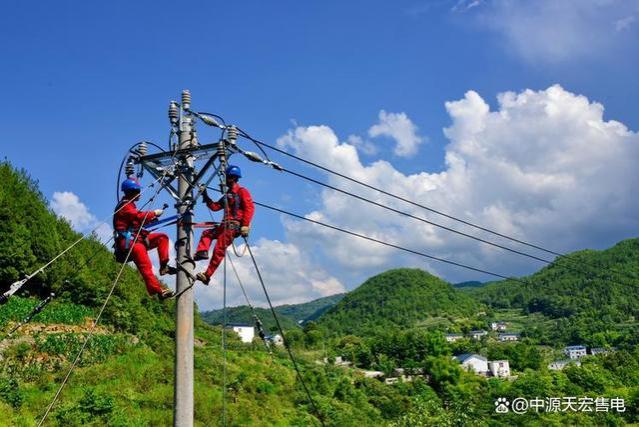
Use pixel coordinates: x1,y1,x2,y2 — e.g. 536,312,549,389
565,345,587,350
455,353,487,363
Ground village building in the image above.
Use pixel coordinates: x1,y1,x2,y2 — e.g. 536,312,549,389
488,360,511,378
454,354,488,375
445,333,464,343
361,370,384,379
470,330,488,340
227,323,255,344
490,322,507,331
265,333,284,346
498,332,520,342
564,345,587,359
549,360,582,370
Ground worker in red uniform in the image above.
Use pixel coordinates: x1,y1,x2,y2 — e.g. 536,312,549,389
195,165,254,284
113,178,176,299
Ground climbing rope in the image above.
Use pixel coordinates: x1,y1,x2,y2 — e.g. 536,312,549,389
37,175,170,426
243,238,325,426
227,254,271,353
0,293,54,343
0,240,111,339
1,174,169,305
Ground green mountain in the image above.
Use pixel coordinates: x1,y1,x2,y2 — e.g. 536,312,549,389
1,161,638,426
316,268,478,335
453,281,486,290
0,161,403,426
275,293,346,322
201,305,299,332
201,293,345,332
472,238,639,346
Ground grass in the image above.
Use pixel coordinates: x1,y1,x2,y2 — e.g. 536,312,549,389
0,297,94,331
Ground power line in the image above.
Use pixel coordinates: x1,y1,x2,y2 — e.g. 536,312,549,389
240,135,635,287
243,238,325,426
242,135,565,258
37,176,169,426
1,243,111,341
227,254,271,353
250,199,527,285
278,167,637,288
1,174,169,304
282,167,555,265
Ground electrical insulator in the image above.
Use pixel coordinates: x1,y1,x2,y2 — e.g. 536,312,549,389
227,125,237,145
138,141,148,156
125,158,135,177
182,89,191,111
168,101,179,125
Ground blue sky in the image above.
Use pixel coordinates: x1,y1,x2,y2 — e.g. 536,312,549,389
2,1,639,310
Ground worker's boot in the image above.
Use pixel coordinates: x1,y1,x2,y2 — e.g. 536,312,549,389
159,264,177,276
159,287,175,300
194,251,208,261
195,272,210,285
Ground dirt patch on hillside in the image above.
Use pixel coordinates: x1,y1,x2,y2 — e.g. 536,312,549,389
10,317,110,336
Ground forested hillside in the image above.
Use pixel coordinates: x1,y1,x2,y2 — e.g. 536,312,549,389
201,293,345,331
0,162,175,345
2,160,638,426
471,239,639,346
201,305,300,332
0,162,407,426
317,269,478,335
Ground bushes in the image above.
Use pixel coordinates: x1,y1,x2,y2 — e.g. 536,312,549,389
54,387,115,426
0,377,24,408
34,333,131,364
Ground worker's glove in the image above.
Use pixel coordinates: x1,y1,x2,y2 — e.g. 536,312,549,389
154,209,164,217
240,226,250,237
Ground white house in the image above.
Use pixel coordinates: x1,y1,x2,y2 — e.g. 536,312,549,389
491,322,507,331
488,360,511,378
228,324,255,343
470,330,488,340
454,354,488,375
549,360,581,370
498,333,520,342
361,370,384,379
564,345,587,359
445,333,463,343
266,334,284,346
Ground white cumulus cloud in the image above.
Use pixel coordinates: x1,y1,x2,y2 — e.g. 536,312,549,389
50,191,112,243
465,0,639,63
369,110,424,157
276,85,639,286
195,239,345,311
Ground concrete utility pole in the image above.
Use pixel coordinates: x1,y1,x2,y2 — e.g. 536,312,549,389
135,89,266,425
174,90,195,427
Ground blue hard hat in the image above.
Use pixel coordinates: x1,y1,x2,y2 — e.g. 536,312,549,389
121,178,142,193
226,165,242,178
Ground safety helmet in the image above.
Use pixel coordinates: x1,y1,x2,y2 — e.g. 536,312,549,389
121,178,142,193
226,165,242,178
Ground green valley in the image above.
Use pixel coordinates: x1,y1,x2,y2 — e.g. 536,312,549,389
2,161,639,426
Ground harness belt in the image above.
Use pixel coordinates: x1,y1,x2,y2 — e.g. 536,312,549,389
114,229,135,249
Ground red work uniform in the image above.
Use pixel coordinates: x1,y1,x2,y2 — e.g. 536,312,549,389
113,198,170,296
196,183,255,279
